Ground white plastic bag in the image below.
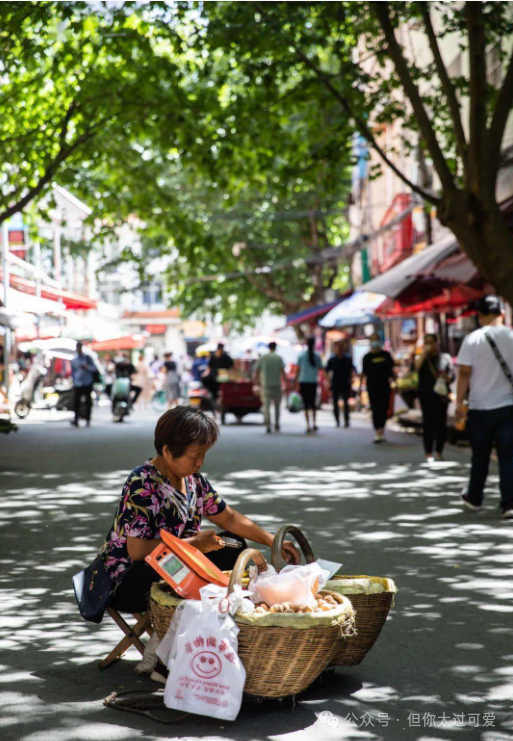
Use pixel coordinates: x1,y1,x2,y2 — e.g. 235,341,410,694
248,561,330,607
161,585,246,721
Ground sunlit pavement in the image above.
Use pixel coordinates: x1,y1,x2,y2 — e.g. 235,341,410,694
1,405,513,741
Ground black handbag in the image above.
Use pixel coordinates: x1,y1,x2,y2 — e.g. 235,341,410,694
73,552,114,624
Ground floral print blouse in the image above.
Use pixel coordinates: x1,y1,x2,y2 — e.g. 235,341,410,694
102,459,226,583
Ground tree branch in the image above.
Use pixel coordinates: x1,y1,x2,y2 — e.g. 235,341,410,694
420,5,467,164
487,46,513,177
465,2,488,190
373,3,457,195
245,272,300,312
0,130,96,225
251,1,439,205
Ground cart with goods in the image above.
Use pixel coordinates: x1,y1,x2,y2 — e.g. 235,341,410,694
271,525,397,667
218,378,261,425
149,546,355,700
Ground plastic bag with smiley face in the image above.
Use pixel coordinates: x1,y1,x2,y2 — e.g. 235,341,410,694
162,585,246,721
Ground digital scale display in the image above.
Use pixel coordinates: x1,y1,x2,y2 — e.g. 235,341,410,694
160,552,191,583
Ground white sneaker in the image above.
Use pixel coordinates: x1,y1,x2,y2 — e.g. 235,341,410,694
426,455,435,463
373,433,383,444
501,509,513,520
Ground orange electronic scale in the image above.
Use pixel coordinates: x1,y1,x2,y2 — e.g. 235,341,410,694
145,530,229,599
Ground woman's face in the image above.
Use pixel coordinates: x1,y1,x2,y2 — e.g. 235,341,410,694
163,444,209,477
424,337,438,355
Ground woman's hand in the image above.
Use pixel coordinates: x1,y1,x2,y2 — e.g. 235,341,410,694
282,540,301,564
187,529,225,553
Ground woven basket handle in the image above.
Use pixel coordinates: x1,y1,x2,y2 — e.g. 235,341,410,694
227,548,267,596
271,525,315,570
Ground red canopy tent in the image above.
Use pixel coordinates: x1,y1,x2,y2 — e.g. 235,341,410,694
89,335,145,352
378,284,486,317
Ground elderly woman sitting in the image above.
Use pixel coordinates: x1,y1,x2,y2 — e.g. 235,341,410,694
102,406,299,614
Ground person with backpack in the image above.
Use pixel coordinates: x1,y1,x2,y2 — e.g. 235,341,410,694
456,295,513,519
295,337,323,433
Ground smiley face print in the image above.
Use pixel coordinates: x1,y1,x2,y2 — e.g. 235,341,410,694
191,651,222,679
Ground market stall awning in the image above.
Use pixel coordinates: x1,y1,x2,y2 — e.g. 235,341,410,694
286,298,347,327
416,250,479,285
15,325,62,342
319,292,386,328
358,234,459,298
8,288,67,316
378,285,485,317
1,271,97,310
89,335,145,352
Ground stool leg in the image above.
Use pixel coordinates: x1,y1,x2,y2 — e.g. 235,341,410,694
98,609,150,669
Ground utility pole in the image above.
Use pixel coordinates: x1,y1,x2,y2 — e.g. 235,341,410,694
1,219,11,408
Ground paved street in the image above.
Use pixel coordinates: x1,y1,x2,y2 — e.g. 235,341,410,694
1,406,513,741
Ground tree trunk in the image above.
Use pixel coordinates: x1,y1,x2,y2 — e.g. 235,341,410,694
439,194,513,305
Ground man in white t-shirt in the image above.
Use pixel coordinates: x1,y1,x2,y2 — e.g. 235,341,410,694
456,295,513,519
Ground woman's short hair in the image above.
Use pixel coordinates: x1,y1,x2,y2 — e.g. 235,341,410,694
424,333,439,343
154,406,219,457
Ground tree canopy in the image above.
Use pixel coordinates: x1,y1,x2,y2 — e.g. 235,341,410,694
4,1,513,322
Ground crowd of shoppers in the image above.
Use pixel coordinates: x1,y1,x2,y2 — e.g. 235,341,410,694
66,295,513,524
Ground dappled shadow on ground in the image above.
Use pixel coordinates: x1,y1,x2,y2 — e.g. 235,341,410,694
1,453,513,740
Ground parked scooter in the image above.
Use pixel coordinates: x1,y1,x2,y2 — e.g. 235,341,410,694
14,364,47,418
187,381,215,412
112,377,131,422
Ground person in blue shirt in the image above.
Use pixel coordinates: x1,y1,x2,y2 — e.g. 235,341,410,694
295,337,324,433
70,342,96,427
191,350,210,382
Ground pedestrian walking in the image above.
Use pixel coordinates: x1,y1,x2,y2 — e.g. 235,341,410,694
326,339,356,428
204,343,234,411
361,333,395,443
150,354,163,378
162,352,181,409
255,341,286,433
414,334,454,462
456,295,513,519
295,337,323,433
134,352,152,409
70,341,97,427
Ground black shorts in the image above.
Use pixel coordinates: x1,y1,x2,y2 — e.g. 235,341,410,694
299,382,317,410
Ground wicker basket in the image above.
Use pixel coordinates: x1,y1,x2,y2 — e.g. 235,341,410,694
149,547,352,699
327,576,394,666
271,526,396,668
